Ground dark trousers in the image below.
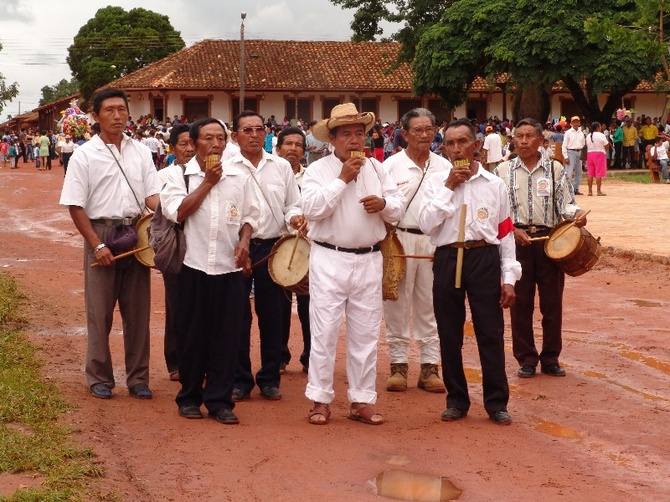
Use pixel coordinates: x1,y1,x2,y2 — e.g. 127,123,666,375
162,272,179,374
613,142,622,169
175,266,245,414
235,239,283,392
280,289,311,369
623,146,634,168
62,152,73,175
433,245,509,414
511,242,565,368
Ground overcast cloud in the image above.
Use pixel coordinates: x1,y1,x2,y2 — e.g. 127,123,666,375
0,0,399,121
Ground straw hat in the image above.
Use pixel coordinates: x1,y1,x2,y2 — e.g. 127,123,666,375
312,103,376,142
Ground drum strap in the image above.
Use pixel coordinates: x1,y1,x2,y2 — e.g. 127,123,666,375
245,165,286,235
105,142,146,216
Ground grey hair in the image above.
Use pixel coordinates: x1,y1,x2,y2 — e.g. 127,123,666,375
401,108,436,131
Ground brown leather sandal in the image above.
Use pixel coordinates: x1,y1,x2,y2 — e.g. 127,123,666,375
348,404,384,425
308,402,330,425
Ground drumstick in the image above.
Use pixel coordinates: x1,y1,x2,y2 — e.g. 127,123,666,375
250,250,277,269
90,245,152,267
287,233,301,270
528,236,549,242
455,203,467,288
551,210,592,241
393,254,434,260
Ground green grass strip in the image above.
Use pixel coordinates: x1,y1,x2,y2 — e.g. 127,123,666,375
0,274,104,501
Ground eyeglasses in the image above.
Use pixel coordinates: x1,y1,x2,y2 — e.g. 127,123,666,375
238,126,265,135
408,126,435,136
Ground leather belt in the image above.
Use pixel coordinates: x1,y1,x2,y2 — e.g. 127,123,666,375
397,227,424,235
568,148,582,151
446,239,493,249
90,217,139,227
514,224,551,236
314,241,381,254
251,237,280,246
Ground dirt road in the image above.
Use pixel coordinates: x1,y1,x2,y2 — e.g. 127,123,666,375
1,161,669,501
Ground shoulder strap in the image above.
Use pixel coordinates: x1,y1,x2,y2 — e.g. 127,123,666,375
105,142,144,213
179,164,189,193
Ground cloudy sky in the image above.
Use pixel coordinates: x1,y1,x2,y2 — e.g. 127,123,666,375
0,0,399,121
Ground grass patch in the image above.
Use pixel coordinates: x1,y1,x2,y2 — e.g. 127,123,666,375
0,274,104,501
608,171,655,184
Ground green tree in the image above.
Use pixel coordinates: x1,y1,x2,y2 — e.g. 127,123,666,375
39,78,80,106
0,43,19,117
67,6,185,100
333,0,666,123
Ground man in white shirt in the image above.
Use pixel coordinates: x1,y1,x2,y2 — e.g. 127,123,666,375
561,116,586,195
228,111,303,402
302,103,406,426
161,118,259,424
382,108,450,394
482,125,503,171
143,133,160,168
60,135,77,175
60,88,160,400
419,118,521,425
651,135,670,183
305,120,328,165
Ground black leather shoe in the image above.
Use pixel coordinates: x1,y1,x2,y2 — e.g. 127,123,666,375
209,408,239,425
178,404,203,419
441,407,467,421
128,383,152,399
541,363,566,377
260,386,282,400
90,383,112,399
232,388,250,402
489,411,512,425
517,365,536,378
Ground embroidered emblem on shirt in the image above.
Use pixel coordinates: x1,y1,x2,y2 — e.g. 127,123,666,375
476,206,489,221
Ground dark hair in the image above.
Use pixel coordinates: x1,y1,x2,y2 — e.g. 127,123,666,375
590,122,601,142
515,118,543,137
91,123,101,134
329,123,366,138
92,88,129,115
189,118,226,144
446,118,477,140
555,124,563,132
276,127,306,149
169,124,191,147
233,110,264,132
401,108,436,131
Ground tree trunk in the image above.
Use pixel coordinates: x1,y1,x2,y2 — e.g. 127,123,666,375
512,81,551,124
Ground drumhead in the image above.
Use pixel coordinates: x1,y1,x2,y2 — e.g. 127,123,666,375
545,221,582,260
268,235,310,288
135,214,156,267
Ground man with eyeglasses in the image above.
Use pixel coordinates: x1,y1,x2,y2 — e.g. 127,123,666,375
228,111,303,403
382,108,450,394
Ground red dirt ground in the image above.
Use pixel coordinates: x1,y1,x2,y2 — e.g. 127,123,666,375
1,160,669,501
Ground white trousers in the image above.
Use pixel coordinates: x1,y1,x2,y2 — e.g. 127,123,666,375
305,244,382,405
383,230,440,364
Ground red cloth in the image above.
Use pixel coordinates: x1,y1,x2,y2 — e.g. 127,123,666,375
498,217,514,240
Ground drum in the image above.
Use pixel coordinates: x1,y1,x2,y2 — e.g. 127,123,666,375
134,214,156,267
544,220,601,277
380,225,406,301
268,234,310,295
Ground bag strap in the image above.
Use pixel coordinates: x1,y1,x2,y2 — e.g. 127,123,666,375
105,142,145,213
244,164,285,234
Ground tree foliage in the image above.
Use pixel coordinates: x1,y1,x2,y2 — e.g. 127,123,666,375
0,43,20,116
67,6,185,100
39,78,80,106
333,0,666,123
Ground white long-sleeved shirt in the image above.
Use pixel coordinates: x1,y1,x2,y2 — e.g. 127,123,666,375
224,150,301,239
160,156,259,275
419,163,521,285
302,154,406,248
562,127,586,159
383,149,451,230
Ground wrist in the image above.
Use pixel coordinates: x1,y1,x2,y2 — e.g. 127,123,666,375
93,243,106,253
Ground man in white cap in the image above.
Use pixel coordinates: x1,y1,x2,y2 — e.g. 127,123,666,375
60,134,77,176
302,103,406,426
561,116,586,195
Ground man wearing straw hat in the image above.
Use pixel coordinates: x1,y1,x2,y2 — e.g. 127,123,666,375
495,118,587,380
60,88,160,400
302,103,406,426
419,118,520,425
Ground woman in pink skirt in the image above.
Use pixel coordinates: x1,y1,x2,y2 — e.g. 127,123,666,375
586,122,609,196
